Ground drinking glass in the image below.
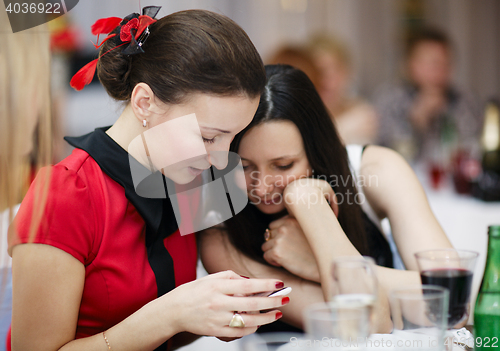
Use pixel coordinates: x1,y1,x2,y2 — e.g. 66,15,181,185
390,285,449,351
304,302,371,351
414,249,478,328
331,256,378,334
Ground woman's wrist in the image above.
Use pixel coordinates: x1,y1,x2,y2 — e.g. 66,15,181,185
147,294,184,338
57,302,178,351
284,185,324,212
102,295,182,350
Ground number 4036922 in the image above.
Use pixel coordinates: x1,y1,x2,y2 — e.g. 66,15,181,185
5,2,62,14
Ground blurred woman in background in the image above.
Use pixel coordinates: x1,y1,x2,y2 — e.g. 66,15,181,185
0,6,52,242
0,5,52,347
308,34,378,145
267,45,321,90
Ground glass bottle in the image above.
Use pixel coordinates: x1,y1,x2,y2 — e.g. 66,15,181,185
473,100,500,201
481,100,500,174
474,225,500,347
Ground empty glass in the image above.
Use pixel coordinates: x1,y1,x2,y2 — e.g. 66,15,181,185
303,302,371,350
331,256,378,334
390,285,449,351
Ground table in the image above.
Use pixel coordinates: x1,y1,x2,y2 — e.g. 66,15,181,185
416,169,500,325
178,171,500,350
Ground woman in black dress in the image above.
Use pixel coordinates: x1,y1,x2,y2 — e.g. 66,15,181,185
200,64,454,333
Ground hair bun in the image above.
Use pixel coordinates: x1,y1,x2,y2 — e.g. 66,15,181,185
96,32,134,101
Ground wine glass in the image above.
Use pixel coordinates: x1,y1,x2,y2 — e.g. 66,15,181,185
414,249,478,329
331,256,378,334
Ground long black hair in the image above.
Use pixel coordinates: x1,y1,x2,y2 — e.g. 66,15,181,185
224,64,369,264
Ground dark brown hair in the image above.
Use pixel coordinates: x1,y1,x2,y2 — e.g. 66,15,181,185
406,27,452,58
97,10,266,103
224,64,369,263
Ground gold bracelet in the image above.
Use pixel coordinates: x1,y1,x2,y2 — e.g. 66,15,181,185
103,331,112,350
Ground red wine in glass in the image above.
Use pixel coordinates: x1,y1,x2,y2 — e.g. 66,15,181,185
421,268,473,327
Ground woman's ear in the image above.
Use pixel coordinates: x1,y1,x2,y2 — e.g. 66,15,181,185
130,83,160,124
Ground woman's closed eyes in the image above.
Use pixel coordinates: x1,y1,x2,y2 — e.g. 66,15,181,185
202,136,216,144
275,162,294,170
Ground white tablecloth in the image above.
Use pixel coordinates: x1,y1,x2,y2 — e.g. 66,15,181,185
272,333,466,351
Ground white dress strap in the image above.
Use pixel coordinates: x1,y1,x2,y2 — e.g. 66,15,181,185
346,145,383,233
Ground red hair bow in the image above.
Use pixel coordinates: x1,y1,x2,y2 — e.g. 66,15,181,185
70,6,161,91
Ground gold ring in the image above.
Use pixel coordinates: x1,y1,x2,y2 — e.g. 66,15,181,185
229,312,246,328
264,228,271,242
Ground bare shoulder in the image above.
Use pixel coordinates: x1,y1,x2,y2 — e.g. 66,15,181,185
358,145,425,218
359,145,420,191
359,145,410,176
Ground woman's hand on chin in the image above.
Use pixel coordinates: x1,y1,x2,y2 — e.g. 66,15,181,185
283,178,338,216
262,215,321,283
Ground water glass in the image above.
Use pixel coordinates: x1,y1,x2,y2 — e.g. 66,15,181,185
303,301,371,350
331,256,378,334
390,285,449,351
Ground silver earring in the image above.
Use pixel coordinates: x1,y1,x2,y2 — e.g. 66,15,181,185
142,120,147,128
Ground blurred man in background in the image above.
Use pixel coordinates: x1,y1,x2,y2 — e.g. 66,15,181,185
375,27,481,163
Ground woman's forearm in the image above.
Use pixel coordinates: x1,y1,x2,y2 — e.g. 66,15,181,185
286,188,393,332
57,298,179,351
286,187,360,300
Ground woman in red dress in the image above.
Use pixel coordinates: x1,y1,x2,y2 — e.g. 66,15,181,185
8,8,288,351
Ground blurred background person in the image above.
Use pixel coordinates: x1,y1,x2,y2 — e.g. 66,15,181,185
0,5,52,349
308,34,378,145
267,45,321,90
375,27,481,163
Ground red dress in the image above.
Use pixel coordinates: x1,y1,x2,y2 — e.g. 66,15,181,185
8,128,197,350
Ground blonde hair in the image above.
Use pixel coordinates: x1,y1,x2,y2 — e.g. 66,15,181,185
267,45,321,89
308,34,352,71
0,6,52,267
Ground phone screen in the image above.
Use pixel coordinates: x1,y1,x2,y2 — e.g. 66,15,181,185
251,286,292,297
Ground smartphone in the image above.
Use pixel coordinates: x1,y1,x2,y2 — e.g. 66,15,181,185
251,286,292,297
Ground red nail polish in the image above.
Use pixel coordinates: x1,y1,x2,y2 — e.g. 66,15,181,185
240,275,250,279
275,312,283,320
275,282,284,289
282,297,290,305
